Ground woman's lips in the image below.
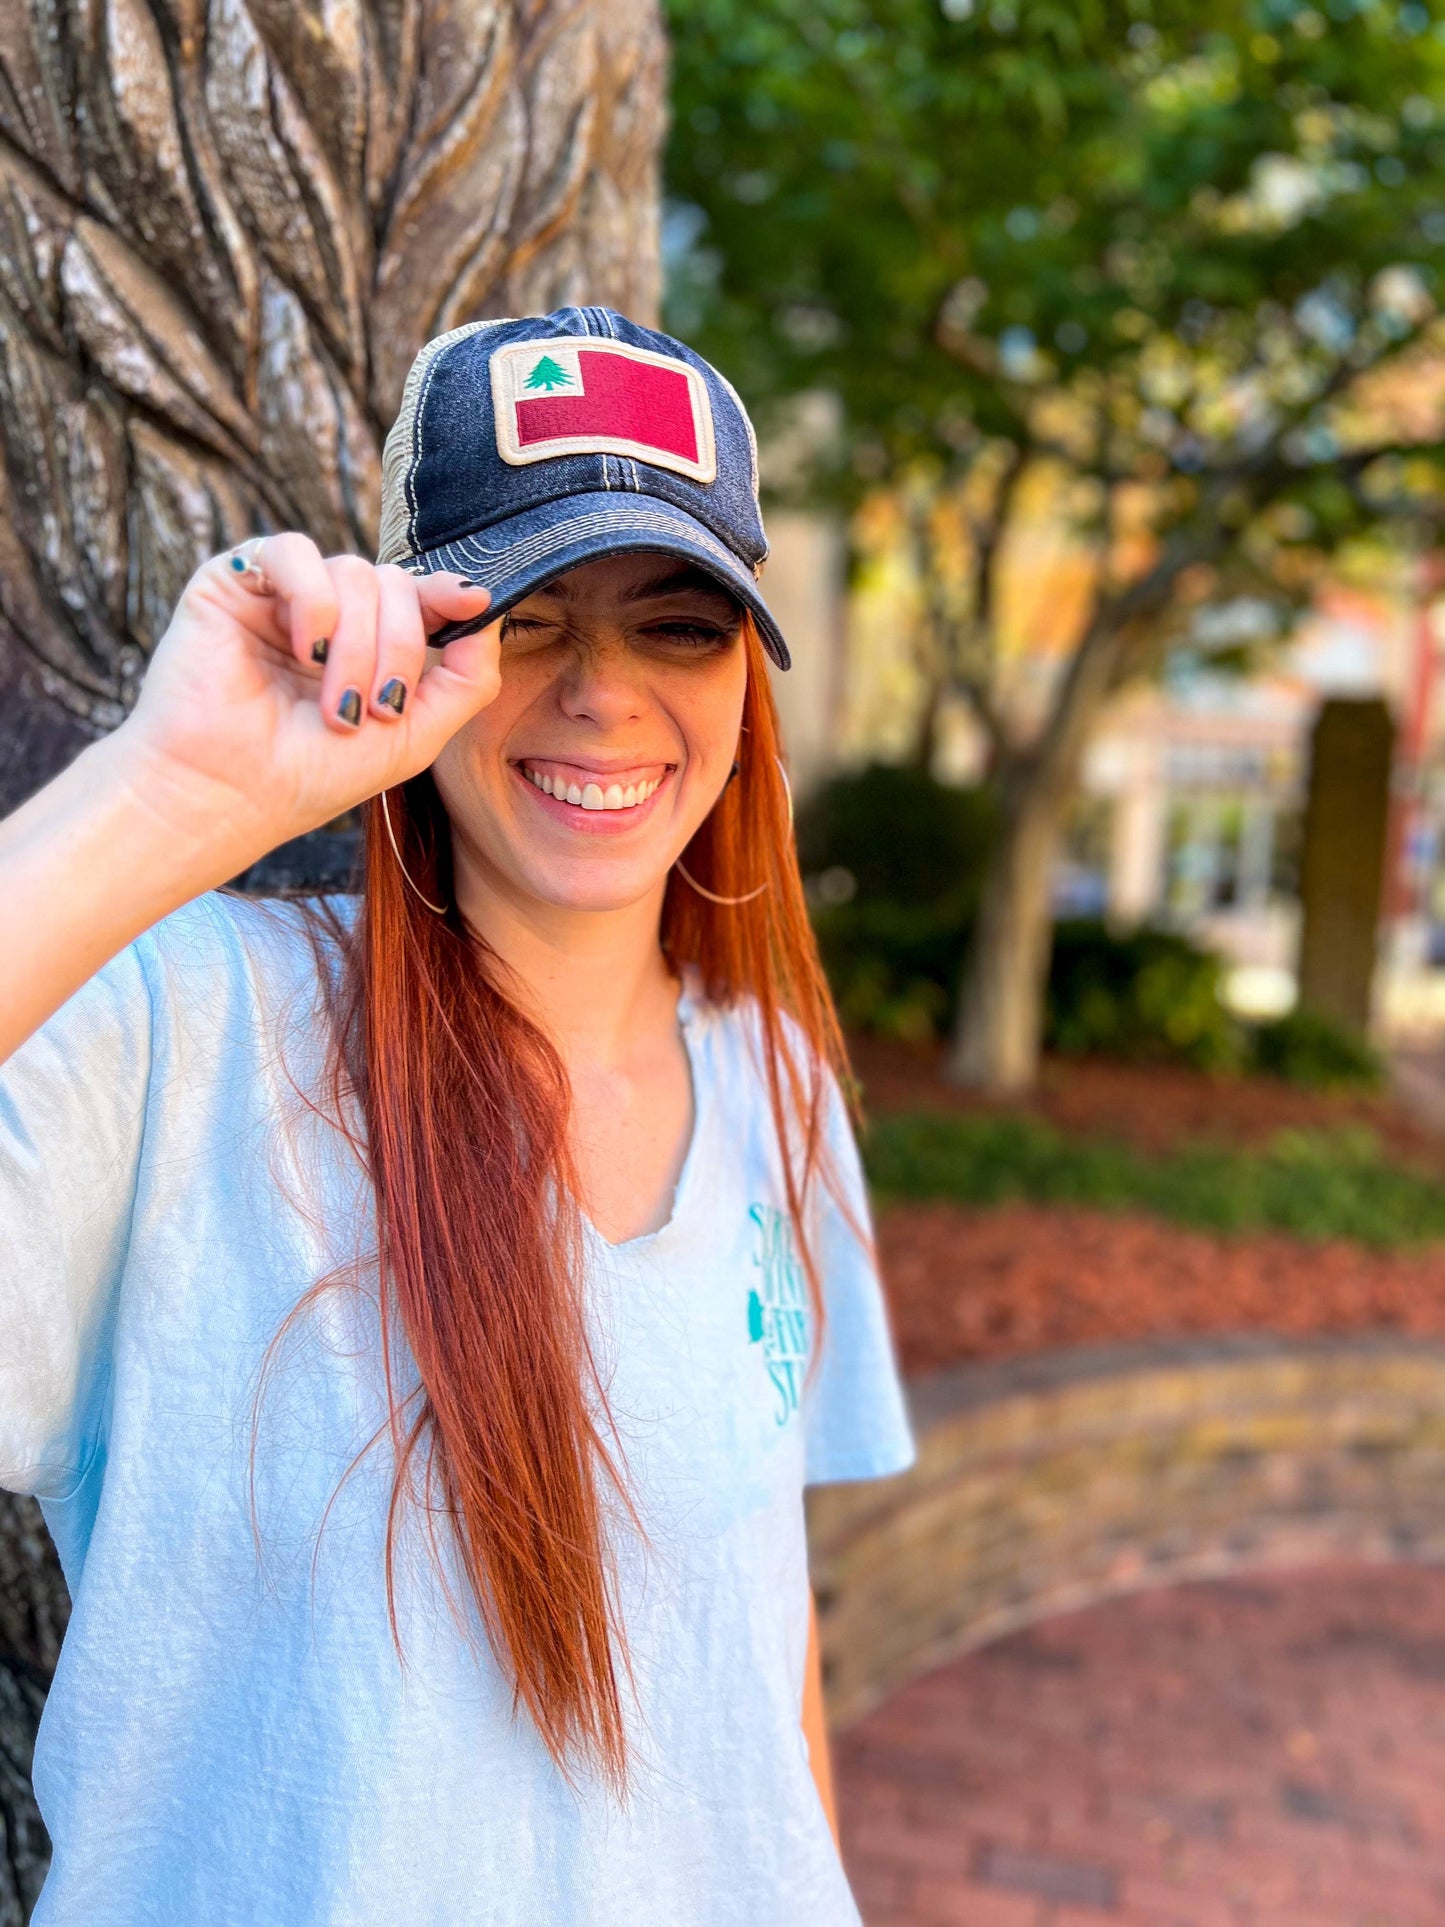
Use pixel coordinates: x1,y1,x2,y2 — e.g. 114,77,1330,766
519,759,667,811
511,759,673,832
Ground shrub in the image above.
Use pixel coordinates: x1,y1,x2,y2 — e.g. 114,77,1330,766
796,762,995,910
1248,1007,1384,1093
799,773,1386,1095
864,1112,1445,1249
1045,920,1243,1073
797,764,993,1042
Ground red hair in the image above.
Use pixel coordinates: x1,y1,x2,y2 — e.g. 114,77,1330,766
254,614,855,1791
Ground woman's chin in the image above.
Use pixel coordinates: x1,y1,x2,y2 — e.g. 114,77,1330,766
492,847,674,916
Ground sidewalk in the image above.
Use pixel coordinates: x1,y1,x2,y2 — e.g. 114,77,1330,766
835,1563,1445,1925
1391,1041,1445,1136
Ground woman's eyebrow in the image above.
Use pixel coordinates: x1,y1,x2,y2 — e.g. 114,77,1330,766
617,564,738,607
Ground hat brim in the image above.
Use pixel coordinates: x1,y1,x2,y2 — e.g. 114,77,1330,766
405,491,790,671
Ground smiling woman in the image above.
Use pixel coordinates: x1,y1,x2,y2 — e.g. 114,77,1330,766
0,308,914,1927
444,556,746,876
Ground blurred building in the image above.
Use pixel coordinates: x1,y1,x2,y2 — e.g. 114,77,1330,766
1075,572,1445,1036
767,492,1445,1042
760,509,849,803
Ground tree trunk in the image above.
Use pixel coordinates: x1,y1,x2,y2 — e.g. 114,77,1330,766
0,0,667,824
944,524,1193,1094
0,3,667,1910
0,1499,68,1926
949,761,1071,1092
912,668,947,774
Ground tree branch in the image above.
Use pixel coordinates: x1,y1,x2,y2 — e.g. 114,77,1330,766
947,659,1012,753
931,443,1028,758
973,441,1027,636
1030,517,1225,797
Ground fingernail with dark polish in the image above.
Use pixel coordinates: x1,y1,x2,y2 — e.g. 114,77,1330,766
378,677,407,715
311,636,330,664
337,687,362,728
455,576,478,588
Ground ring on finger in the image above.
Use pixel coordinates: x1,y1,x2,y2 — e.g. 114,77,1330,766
226,535,276,598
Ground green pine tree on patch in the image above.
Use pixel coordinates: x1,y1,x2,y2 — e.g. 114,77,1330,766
524,355,573,392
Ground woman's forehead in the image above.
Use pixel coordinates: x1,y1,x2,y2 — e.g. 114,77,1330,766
523,555,742,610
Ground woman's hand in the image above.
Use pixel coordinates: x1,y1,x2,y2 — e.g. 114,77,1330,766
0,534,498,1066
117,535,498,879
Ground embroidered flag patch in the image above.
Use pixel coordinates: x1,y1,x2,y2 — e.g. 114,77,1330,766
489,339,718,484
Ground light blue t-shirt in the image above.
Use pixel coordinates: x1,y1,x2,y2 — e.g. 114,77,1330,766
0,892,915,1926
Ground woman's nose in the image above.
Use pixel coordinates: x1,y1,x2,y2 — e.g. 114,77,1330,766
556,636,646,727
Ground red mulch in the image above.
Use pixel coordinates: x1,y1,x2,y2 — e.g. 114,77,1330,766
850,1036,1445,1377
848,1034,1445,1174
877,1202,1445,1378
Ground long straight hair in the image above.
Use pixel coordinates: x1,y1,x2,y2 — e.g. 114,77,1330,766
258,614,855,1793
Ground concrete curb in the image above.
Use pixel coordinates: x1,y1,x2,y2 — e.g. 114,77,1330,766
809,1333,1445,1728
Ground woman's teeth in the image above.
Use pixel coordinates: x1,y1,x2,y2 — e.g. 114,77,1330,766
523,767,663,811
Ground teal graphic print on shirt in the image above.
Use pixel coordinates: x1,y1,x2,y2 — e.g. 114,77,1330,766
746,1203,811,1426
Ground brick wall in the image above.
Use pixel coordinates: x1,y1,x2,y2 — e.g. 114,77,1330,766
808,1334,1445,1729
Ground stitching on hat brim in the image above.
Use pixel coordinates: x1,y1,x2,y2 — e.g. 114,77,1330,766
415,512,791,669
450,505,749,581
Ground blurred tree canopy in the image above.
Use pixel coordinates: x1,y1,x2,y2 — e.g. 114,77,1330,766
665,0,1445,1090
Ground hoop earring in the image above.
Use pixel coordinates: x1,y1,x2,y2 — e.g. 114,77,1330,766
673,864,770,906
379,787,448,916
778,755,794,829
673,754,793,907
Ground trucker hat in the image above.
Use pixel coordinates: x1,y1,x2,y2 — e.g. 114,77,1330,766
376,305,791,670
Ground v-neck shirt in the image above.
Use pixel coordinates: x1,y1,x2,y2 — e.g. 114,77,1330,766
0,891,915,1926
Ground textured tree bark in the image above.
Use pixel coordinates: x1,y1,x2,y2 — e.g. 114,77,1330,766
0,3,666,1909
0,0,666,812
0,1499,64,1925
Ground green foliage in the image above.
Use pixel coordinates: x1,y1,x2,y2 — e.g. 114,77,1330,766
797,761,995,905
1038,923,1387,1086
666,0,1445,544
798,764,992,1040
799,778,1389,1091
669,0,1445,1087
1249,1004,1385,1091
865,1112,1445,1248
1046,918,1243,1071
798,777,1241,1066
810,903,960,1042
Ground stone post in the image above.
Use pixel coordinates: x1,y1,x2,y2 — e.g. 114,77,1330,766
1295,697,1396,1034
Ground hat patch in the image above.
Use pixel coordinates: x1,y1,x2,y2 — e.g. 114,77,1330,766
489,338,718,485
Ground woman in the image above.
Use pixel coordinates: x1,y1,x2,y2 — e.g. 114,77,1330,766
0,309,914,1924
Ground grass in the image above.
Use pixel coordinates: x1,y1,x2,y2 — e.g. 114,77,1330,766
863,1112,1445,1251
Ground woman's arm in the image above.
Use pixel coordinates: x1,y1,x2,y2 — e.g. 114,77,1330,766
0,728,243,1066
0,539,496,1067
803,1588,839,1849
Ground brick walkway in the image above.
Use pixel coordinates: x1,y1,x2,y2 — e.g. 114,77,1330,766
835,1563,1445,1925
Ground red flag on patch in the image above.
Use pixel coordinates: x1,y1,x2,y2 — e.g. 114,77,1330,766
490,339,717,484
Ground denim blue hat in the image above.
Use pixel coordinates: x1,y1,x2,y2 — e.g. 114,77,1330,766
377,305,790,669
